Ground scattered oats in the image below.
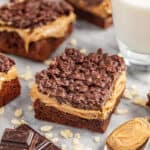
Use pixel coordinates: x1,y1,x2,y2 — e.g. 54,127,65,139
61,144,67,150
60,129,73,139
27,105,33,111
11,118,21,125
14,109,23,118
133,97,147,107
44,59,53,65
117,53,122,57
69,38,77,46
0,107,4,115
20,119,28,124
19,66,33,80
51,137,58,143
73,138,79,145
94,136,101,143
80,48,87,54
74,133,80,139
73,144,84,150
45,133,53,140
115,108,128,115
28,81,34,88
123,88,133,100
130,85,139,97
40,125,53,132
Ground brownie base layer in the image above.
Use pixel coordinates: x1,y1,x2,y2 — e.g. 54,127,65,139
0,23,73,61
67,2,112,29
34,90,124,133
0,78,21,107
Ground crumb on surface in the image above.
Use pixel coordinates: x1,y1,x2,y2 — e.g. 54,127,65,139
60,129,73,139
40,125,53,132
94,136,101,143
19,66,33,80
69,38,77,46
132,97,147,107
14,108,23,118
0,107,4,115
115,108,128,115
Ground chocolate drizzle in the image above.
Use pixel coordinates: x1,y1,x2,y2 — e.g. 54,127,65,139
36,48,126,110
0,0,73,29
0,53,15,73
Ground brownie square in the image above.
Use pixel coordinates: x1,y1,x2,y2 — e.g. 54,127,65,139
0,0,76,61
0,53,20,107
0,124,60,150
67,0,112,29
30,48,126,133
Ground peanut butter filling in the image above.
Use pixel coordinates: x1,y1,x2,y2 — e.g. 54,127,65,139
106,118,150,150
0,12,76,52
30,71,126,120
68,0,112,18
0,66,18,89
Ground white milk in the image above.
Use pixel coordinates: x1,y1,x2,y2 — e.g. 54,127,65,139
111,0,150,54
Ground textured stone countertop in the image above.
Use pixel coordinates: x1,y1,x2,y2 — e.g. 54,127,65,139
0,0,150,149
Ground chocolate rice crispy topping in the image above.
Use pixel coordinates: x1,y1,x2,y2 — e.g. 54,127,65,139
36,48,126,110
0,53,15,73
0,0,73,29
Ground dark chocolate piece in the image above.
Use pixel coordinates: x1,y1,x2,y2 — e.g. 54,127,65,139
0,124,60,150
2,129,34,148
0,0,73,29
0,53,15,73
36,48,126,110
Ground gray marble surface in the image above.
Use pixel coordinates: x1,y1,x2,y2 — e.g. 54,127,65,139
0,0,150,149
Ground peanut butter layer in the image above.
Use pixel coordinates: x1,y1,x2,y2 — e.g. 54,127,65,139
0,12,76,51
0,66,18,89
31,71,126,120
68,0,111,18
106,118,150,150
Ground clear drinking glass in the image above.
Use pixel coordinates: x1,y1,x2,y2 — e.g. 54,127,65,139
111,0,150,70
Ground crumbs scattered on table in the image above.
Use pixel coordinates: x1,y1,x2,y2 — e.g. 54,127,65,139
60,129,73,139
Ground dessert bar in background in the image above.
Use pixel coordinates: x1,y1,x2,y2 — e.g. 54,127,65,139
67,0,112,29
31,48,126,133
0,124,60,150
106,118,150,150
0,0,76,61
0,53,20,107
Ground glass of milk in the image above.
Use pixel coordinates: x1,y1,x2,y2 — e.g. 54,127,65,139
111,0,150,69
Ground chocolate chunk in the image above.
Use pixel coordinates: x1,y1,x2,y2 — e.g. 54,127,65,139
1,129,34,148
36,48,126,110
0,53,15,73
0,124,60,150
0,0,73,29
0,144,25,150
